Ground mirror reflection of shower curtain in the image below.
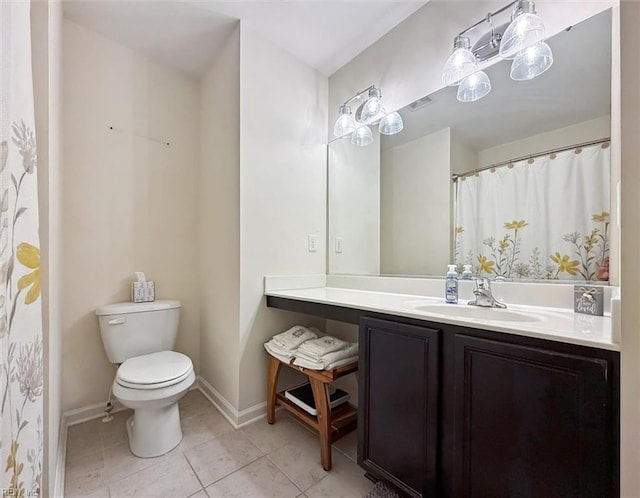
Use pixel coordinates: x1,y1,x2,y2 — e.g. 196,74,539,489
1,2,44,495
455,143,610,281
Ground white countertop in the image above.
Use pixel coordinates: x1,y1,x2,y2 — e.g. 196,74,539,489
265,286,618,352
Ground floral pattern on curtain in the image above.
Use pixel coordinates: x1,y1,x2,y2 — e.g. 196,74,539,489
455,142,610,282
1,2,44,496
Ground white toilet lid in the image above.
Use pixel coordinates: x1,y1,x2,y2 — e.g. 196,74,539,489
117,351,193,389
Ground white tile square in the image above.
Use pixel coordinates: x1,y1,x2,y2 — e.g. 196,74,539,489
184,431,263,487
332,430,357,462
304,450,373,498
104,441,159,483
109,453,202,498
99,409,133,449
241,413,313,455
64,449,107,497
205,456,300,498
67,419,103,461
266,430,330,491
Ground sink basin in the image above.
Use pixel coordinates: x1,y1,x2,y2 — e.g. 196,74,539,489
412,304,544,323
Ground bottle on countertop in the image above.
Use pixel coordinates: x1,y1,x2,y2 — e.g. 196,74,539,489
445,264,458,304
462,264,473,280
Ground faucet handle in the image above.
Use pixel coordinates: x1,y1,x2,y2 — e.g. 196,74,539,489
475,277,491,290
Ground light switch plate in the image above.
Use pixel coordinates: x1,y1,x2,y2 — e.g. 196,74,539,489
308,234,318,252
335,237,343,253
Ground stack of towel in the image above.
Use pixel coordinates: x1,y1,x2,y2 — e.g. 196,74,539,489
293,336,358,370
263,325,319,363
264,325,359,370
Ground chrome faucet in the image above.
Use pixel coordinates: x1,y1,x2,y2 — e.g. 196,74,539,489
468,278,507,308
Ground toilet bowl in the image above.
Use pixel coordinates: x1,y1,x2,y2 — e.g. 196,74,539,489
112,350,195,457
96,300,194,458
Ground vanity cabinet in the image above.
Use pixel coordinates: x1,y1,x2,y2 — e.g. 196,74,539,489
358,318,440,497
452,334,613,498
358,317,618,498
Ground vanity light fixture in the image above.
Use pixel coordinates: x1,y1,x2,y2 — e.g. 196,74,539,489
442,0,553,103
333,105,356,138
351,125,374,146
332,84,404,145
358,87,386,124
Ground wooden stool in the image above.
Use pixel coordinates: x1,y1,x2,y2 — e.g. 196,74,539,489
266,354,358,471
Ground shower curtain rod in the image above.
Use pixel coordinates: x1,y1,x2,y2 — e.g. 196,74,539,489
451,137,611,181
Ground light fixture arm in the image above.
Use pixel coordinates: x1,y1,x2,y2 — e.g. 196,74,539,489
456,0,523,38
341,84,380,107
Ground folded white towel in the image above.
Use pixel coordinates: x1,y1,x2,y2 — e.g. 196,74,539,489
295,343,358,366
264,342,294,363
293,355,358,371
297,336,349,359
272,326,319,350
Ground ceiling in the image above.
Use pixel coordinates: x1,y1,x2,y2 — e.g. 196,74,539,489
380,9,612,152
62,0,428,78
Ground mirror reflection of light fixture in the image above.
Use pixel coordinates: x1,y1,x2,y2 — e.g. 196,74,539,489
378,111,404,135
457,71,492,102
441,36,477,86
442,0,552,103
499,0,546,59
333,105,357,138
332,84,404,146
510,41,553,80
351,125,374,146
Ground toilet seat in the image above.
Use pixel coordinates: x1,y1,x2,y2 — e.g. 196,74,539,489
117,351,193,390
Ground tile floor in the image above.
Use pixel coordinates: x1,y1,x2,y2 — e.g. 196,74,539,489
64,390,374,497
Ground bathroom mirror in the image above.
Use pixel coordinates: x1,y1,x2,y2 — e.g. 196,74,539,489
328,9,613,282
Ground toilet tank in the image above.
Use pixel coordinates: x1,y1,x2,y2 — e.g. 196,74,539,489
95,300,181,363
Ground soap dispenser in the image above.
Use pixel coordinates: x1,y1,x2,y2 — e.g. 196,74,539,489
462,264,473,280
445,264,458,304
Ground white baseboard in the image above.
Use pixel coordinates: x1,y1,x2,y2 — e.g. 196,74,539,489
196,376,268,429
64,399,127,427
52,415,67,498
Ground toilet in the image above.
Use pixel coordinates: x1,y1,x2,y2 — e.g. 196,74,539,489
95,300,195,458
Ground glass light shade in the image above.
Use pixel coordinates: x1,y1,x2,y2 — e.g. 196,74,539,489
378,111,404,135
499,12,546,59
360,97,386,124
457,71,492,103
442,46,477,87
510,41,553,80
351,125,373,146
333,106,356,137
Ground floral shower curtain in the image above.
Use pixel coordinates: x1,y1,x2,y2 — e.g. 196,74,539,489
455,142,610,281
1,1,44,495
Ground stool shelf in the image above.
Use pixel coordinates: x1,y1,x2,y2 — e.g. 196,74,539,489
266,354,358,470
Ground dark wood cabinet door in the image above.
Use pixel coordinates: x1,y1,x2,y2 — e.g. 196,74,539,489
358,317,440,497
453,334,613,498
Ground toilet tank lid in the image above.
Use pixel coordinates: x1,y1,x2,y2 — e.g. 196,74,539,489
95,300,181,316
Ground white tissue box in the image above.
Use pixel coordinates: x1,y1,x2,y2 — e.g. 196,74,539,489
131,281,155,303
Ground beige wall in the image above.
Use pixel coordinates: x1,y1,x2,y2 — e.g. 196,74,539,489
237,26,328,411
620,3,640,496
32,0,63,494
198,24,241,408
61,20,201,411
478,115,612,168
381,127,451,275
